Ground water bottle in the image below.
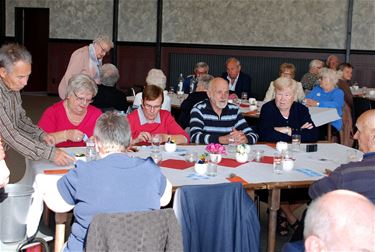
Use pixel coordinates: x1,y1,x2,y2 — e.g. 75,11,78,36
189,77,196,93
85,139,97,161
177,73,184,93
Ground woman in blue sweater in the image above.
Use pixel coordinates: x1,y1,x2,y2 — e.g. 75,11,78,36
258,77,319,143
304,67,344,131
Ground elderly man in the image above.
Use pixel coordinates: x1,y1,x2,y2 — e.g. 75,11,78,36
304,190,375,252
325,54,340,70
0,43,74,168
58,35,113,99
300,59,324,92
221,57,252,98
176,62,209,94
190,77,258,144
91,63,128,112
178,74,213,129
127,85,189,145
309,109,375,203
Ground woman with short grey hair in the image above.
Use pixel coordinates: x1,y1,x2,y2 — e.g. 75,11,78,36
132,68,171,111
38,74,102,147
304,67,344,132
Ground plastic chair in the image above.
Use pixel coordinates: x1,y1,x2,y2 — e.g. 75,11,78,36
173,183,260,252
85,209,182,252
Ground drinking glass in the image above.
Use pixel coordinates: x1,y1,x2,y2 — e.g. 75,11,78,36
150,152,162,165
291,134,301,152
228,136,236,153
207,154,220,176
151,134,161,153
253,150,264,162
346,149,358,162
241,92,248,103
273,152,283,174
185,152,198,163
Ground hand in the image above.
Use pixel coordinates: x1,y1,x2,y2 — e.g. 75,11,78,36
0,139,5,160
67,130,84,142
304,98,318,107
43,134,55,146
274,126,291,136
230,129,248,144
135,132,152,144
301,122,314,130
53,149,75,166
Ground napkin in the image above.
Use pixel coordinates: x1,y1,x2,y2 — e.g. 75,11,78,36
219,158,247,168
227,176,248,185
44,169,70,175
257,156,274,164
159,159,194,170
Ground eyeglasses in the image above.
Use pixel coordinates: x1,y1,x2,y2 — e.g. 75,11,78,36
143,103,162,111
97,42,109,55
73,91,93,104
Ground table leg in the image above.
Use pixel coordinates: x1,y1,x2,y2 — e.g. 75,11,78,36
54,212,68,252
267,188,280,252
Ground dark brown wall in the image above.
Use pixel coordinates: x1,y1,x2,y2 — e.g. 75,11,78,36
47,40,375,96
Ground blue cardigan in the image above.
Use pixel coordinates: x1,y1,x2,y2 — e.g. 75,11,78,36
258,100,319,143
306,86,344,130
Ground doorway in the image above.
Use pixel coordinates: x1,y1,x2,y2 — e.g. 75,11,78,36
15,7,49,92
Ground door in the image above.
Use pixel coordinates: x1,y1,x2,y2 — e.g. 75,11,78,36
15,8,49,92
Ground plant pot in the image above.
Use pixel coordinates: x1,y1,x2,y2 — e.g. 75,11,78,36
209,154,222,163
194,163,207,175
235,153,248,163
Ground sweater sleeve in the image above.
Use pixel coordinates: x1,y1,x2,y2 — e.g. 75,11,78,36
293,104,319,143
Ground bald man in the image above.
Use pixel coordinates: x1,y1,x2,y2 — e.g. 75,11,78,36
304,190,375,252
309,109,375,203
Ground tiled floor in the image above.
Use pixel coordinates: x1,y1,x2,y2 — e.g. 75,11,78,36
8,94,305,252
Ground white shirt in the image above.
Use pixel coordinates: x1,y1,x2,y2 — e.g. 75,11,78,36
226,75,239,91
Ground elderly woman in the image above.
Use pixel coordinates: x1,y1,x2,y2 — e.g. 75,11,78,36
128,85,189,145
304,68,344,132
301,59,324,92
133,69,171,111
41,112,172,251
58,35,113,100
258,77,319,143
38,74,102,147
263,63,305,103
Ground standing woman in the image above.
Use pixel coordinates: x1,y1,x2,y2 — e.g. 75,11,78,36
39,74,102,147
58,35,113,99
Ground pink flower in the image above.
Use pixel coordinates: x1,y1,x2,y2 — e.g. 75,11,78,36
205,143,227,155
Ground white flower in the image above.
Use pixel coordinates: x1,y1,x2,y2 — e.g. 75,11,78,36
236,144,251,154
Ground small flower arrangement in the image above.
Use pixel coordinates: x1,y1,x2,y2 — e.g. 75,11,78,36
236,144,251,154
205,143,227,155
197,154,208,164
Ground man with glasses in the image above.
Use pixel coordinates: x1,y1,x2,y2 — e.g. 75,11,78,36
127,85,189,145
0,43,74,168
58,34,113,99
300,59,324,93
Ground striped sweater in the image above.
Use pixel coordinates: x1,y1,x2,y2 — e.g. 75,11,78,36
189,99,258,144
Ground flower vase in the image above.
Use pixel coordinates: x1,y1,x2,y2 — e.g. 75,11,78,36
209,154,222,163
235,153,248,163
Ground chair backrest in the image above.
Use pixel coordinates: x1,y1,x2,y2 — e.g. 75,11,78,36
85,209,182,252
353,97,373,123
173,183,260,252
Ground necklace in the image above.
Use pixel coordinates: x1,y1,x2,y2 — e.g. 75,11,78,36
64,101,86,125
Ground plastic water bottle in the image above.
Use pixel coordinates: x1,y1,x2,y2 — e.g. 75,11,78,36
189,78,196,93
177,73,184,93
85,139,97,161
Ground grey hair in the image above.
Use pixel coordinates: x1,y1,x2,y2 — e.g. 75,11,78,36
66,74,98,98
94,112,131,152
273,77,297,94
194,62,209,72
225,57,241,67
0,43,32,72
309,59,324,69
93,34,114,49
145,68,166,89
320,67,339,86
197,74,214,90
100,63,119,87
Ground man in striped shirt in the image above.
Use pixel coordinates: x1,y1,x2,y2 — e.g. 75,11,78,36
190,77,258,144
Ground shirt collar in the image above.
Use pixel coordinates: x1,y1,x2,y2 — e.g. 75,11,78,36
137,107,161,125
226,73,240,91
